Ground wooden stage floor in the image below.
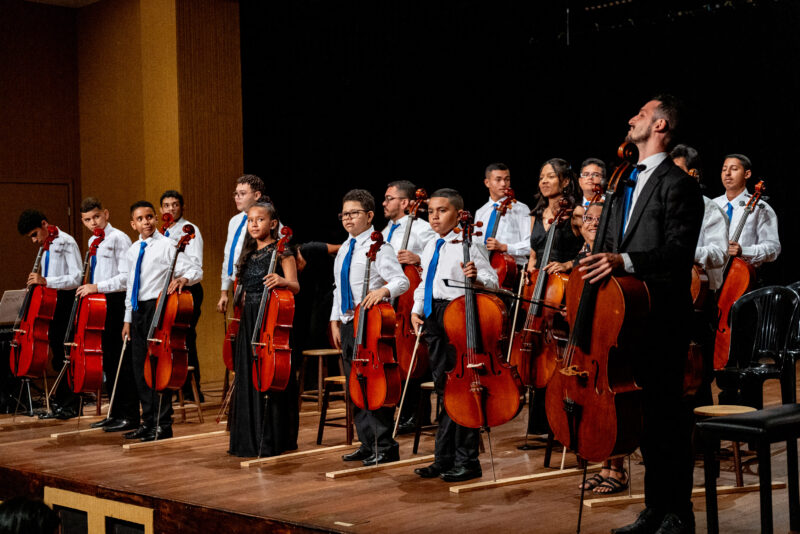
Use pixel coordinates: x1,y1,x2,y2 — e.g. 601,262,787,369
0,378,796,533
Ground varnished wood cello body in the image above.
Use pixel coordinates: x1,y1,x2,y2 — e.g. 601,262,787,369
487,190,519,290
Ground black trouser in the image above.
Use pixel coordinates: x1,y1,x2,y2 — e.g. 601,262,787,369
422,299,480,469
690,291,718,409
50,289,78,408
183,283,203,397
103,292,138,421
340,321,398,454
399,376,432,424
131,299,173,428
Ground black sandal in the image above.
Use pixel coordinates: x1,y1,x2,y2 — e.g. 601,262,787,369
593,469,628,495
579,473,605,490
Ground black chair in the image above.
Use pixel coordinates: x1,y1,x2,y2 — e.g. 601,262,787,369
715,286,800,408
696,404,800,534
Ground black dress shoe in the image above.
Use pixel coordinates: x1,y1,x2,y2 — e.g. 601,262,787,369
654,513,694,534
140,426,173,442
90,417,113,428
362,446,400,466
55,406,79,420
124,426,152,440
342,447,373,462
440,465,482,482
414,463,451,478
612,507,666,534
104,418,139,433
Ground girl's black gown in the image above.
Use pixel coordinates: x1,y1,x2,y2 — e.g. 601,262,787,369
229,244,299,457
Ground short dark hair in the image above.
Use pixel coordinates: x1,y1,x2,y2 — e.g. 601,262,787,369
17,209,47,235
129,200,155,216
485,162,509,177
430,188,464,211
80,197,103,213
237,174,268,199
0,496,60,534
159,190,184,207
342,189,375,213
580,158,606,178
237,201,286,276
670,144,700,170
651,93,682,146
386,180,416,199
725,153,752,171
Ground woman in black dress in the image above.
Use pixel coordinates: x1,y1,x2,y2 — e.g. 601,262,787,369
229,202,300,457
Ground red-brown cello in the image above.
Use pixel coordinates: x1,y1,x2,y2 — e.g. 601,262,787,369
487,190,519,290
251,227,295,393
10,225,59,379
222,282,243,373
713,181,764,370
349,232,402,411
394,188,429,379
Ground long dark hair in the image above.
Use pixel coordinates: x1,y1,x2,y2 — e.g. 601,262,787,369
530,158,579,218
235,202,284,277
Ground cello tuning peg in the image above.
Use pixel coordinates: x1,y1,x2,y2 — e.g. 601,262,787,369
475,221,484,227
474,231,483,237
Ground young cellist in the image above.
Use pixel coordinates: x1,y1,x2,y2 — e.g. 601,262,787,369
228,201,299,457
331,189,409,466
410,188,498,482
17,209,82,419
75,198,139,432
120,201,202,442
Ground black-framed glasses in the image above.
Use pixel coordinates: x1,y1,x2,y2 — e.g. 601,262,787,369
338,209,367,220
580,172,603,179
583,215,601,224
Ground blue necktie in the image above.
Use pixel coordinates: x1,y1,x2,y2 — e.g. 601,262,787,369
583,198,591,207
725,202,733,222
44,250,50,277
164,228,170,237
386,223,401,243
484,203,499,244
622,167,641,235
227,213,247,277
131,241,148,311
340,238,357,314
90,255,97,284
423,239,446,317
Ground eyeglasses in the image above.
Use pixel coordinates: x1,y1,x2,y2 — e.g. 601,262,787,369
233,192,250,199
338,210,367,221
580,172,603,179
383,196,408,203
583,215,601,224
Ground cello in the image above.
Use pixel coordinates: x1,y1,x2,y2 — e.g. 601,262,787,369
143,225,195,392
545,142,650,463
159,212,173,235
486,190,519,290
443,211,523,431
62,228,107,393
251,227,295,393
713,181,764,370
222,282,243,372
349,232,401,411
394,188,430,379
507,198,572,389
10,225,59,379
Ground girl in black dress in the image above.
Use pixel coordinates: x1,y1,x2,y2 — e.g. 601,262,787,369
229,202,300,457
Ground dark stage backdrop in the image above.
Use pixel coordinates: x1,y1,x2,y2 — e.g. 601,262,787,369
240,0,798,285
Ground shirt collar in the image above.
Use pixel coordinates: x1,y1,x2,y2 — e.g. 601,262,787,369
349,226,375,244
141,231,164,244
488,196,506,205
638,152,668,173
391,215,408,225
727,189,749,205
439,228,459,242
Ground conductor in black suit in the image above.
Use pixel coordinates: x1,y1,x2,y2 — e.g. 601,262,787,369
580,95,704,534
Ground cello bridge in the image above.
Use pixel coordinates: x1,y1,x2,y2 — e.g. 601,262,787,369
63,342,78,348
146,338,163,344
12,328,25,335
251,342,267,347
352,358,370,363
560,365,589,379
466,363,486,371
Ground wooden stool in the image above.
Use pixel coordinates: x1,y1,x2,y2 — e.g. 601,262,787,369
176,366,204,423
299,348,342,411
317,376,353,445
413,381,439,454
694,404,756,487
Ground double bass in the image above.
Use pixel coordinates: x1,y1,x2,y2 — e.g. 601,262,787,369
394,188,429,379
349,232,401,411
144,226,195,391
545,142,650,462
713,181,764,370
443,211,523,430
507,198,572,389
486,190,519,290
63,228,107,393
251,227,295,393
10,225,59,378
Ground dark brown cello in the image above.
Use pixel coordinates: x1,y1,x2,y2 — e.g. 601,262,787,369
394,188,429,379
144,226,195,392
487,190,519,290
349,232,402,411
545,142,650,463
507,198,572,389
713,181,763,370
251,227,295,393
10,225,59,379
443,211,523,432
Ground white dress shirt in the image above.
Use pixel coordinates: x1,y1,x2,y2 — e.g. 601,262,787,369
221,212,247,291
474,196,532,266
41,227,82,290
695,197,729,291
91,223,133,294
412,228,499,316
164,217,204,287
713,190,781,268
124,231,202,322
381,215,437,257
330,226,410,324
